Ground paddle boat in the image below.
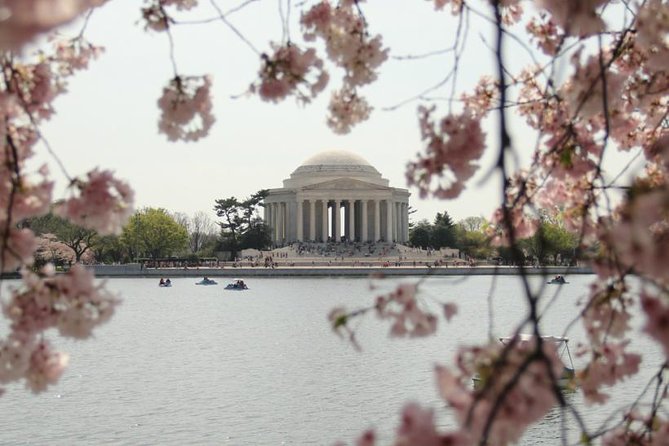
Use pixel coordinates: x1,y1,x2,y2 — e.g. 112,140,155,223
225,279,248,290
548,275,568,284
159,278,172,287
473,334,575,390
196,277,218,286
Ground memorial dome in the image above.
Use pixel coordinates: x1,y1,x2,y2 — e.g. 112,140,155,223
300,150,372,167
290,150,381,178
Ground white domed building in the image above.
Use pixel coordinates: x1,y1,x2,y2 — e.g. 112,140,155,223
264,150,410,244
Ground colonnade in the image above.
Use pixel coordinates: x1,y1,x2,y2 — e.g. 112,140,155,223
264,198,409,244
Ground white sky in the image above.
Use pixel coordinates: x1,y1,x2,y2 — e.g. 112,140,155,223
34,0,642,226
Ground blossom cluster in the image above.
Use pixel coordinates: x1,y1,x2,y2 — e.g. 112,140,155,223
0,0,105,50
251,44,329,104
300,0,388,133
434,337,564,445
535,0,607,37
56,169,134,236
374,283,438,338
157,75,215,142
1,265,119,393
141,0,197,32
326,86,371,134
301,1,387,88
407,106,486,199
576,340,641,405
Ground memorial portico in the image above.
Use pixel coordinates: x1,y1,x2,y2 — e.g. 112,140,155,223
264,150,410,245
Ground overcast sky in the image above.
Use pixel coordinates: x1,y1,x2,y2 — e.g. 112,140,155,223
34,0,633,226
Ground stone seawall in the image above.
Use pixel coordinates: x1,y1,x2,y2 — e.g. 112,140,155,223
88,264,593,278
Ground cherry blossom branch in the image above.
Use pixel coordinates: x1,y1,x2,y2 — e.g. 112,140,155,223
208,0,261,55
382,7,468,112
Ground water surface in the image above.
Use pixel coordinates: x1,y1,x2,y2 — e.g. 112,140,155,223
0,275,660,445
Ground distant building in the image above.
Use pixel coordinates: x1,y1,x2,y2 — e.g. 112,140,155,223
264,150,410,244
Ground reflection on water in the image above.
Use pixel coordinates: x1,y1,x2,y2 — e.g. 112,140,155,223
0,275,661,445
525,392,577,445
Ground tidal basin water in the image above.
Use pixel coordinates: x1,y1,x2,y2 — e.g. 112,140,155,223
0,275,662,445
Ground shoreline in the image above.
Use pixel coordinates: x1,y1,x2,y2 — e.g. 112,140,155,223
85,264,593,278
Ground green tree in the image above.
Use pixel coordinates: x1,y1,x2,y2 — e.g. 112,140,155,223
29,212,98,262
523,219,578,266
409,220,432,249
431,211,456,249
454,224,493,259
431,224,456,249
179,211,218,256
89,234,127,264
214,189,270,257
459,216,487,233
121,208,188,260
239,217,272,250
453,217,493,259
214,197,244,256
434,211,455,228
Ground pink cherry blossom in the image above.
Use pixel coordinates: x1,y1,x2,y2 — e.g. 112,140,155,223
326,86,371,134
640,291,669,360
0,332,34,384
374,283,438,338
54,38,104,74
636,0,669,71
577,340,641,405
407,106,486,200
561,54,625,120
301,1,388,88
56,168,134,235
535,0,608,36
0,264,117,394
5,265,119,339
53,265,119,339
394,402,443,446
526,16,562,56
1,228,37,272
141,0,197,32
157,75,215,142
0,0,105,49
251,44,328,104
582,281,632,346
432,0,464,15
435,336,563,445
460,76,498,119
25,340,69,393
443,302,458,321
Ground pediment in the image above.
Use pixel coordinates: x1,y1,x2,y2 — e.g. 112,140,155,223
302,178,390,191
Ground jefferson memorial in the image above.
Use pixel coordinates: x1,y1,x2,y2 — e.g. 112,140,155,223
264,150,410,244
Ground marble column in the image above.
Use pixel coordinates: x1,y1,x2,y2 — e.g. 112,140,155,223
265,203,274,241
309,200,316,241
279,202,284,243
296,199,304,242
348,199,355,242
361,199,368,242
322,200,328,242
273,202,279,242
403,203,409,242
386,199,393,242
343,202,350,240
395,202,401,242
374,200,381,242
333,199,341,242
